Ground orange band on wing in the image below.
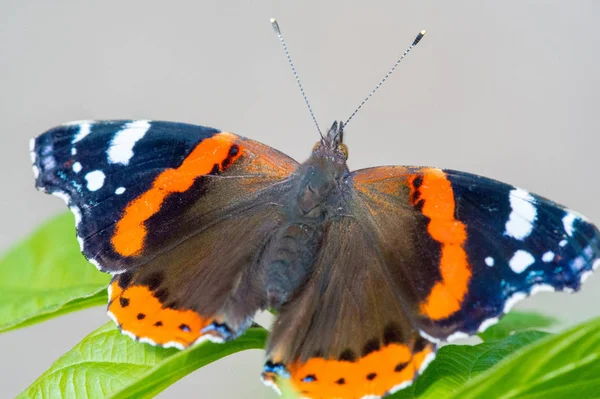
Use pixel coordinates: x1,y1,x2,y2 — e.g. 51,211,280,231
269,343,434,399
108,280,212,347
410,168,472,320
111,132,242,256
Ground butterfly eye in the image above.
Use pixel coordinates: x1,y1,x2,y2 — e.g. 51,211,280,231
338,143,349,159
312,142,321,152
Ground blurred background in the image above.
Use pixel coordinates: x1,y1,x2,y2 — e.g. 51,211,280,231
1,0,599,397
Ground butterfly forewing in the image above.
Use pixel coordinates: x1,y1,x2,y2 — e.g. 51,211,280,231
350,166,600,341
32,120,299,345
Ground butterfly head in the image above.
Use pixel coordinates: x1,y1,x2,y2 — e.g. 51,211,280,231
312,121,348,161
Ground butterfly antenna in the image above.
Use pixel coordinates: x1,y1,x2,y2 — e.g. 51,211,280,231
344,29,427,127
271,18,324,140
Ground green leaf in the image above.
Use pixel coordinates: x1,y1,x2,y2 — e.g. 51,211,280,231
448,316,600,399
479,311,559,342
391,330,548,398
18,322,268,399
0,213,109,333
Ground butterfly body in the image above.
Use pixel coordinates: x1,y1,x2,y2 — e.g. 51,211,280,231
31,119,599,399
263,122,351,308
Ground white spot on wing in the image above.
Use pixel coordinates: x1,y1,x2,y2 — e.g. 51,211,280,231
190,332,226,346
72,122,92,143
581,270,594,284
71,148,77,155
77,236,84,251
418,352,437,374
542,251,555,263
163,341,186,350
573,256,587,272
115,187,126,195
418,329,441,344
107,309,117,324
478,317,499,333
72,162,82,173
261,377,282,396
503,292,527,313
509,250,535,273
85,170,105,191
139,337,158,346
562,212,577,237
559,239,568,247
447,331,469,342
29,139,37,164
32,165,40,179
122,330,137,341
107,120,150,165
593,259,600,271
70,206,82,225
505,188,537,240
485,256,495,267
388,380,413,395
42,152,56,169
530,284,555,295
51,191,70,204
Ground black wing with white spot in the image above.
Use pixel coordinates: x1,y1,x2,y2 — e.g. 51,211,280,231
349,166,599,345
31,120,221,272
420,169,600,342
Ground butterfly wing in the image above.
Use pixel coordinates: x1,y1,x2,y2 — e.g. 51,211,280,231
350,166,600,342
263,165,599,399
32,120,299,346
264,216,436,399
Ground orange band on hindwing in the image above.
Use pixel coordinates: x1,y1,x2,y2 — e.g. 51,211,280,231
409,168,472,320
108,280,212,348
267,343,434,399
111,132,242,256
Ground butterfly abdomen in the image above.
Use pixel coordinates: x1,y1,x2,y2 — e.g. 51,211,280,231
262,223,323,308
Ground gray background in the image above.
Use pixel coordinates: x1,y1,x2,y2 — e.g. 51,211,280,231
1,1,599,397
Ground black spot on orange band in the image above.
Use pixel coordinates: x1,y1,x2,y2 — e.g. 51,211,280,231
142,272,164,291
339,349,357,362
363,339,381,356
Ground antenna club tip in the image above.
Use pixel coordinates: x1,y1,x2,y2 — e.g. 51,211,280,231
420,29,427,36
412,29,427,46
270,18,281,34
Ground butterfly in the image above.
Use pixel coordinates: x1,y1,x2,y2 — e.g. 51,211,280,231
30,21,598,399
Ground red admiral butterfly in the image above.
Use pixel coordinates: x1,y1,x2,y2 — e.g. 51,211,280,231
30,20,598,399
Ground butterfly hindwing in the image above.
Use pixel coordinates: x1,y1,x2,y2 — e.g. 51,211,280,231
351,166,600,342
32,120,299,346
264,216,436,398
107,202,288,347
